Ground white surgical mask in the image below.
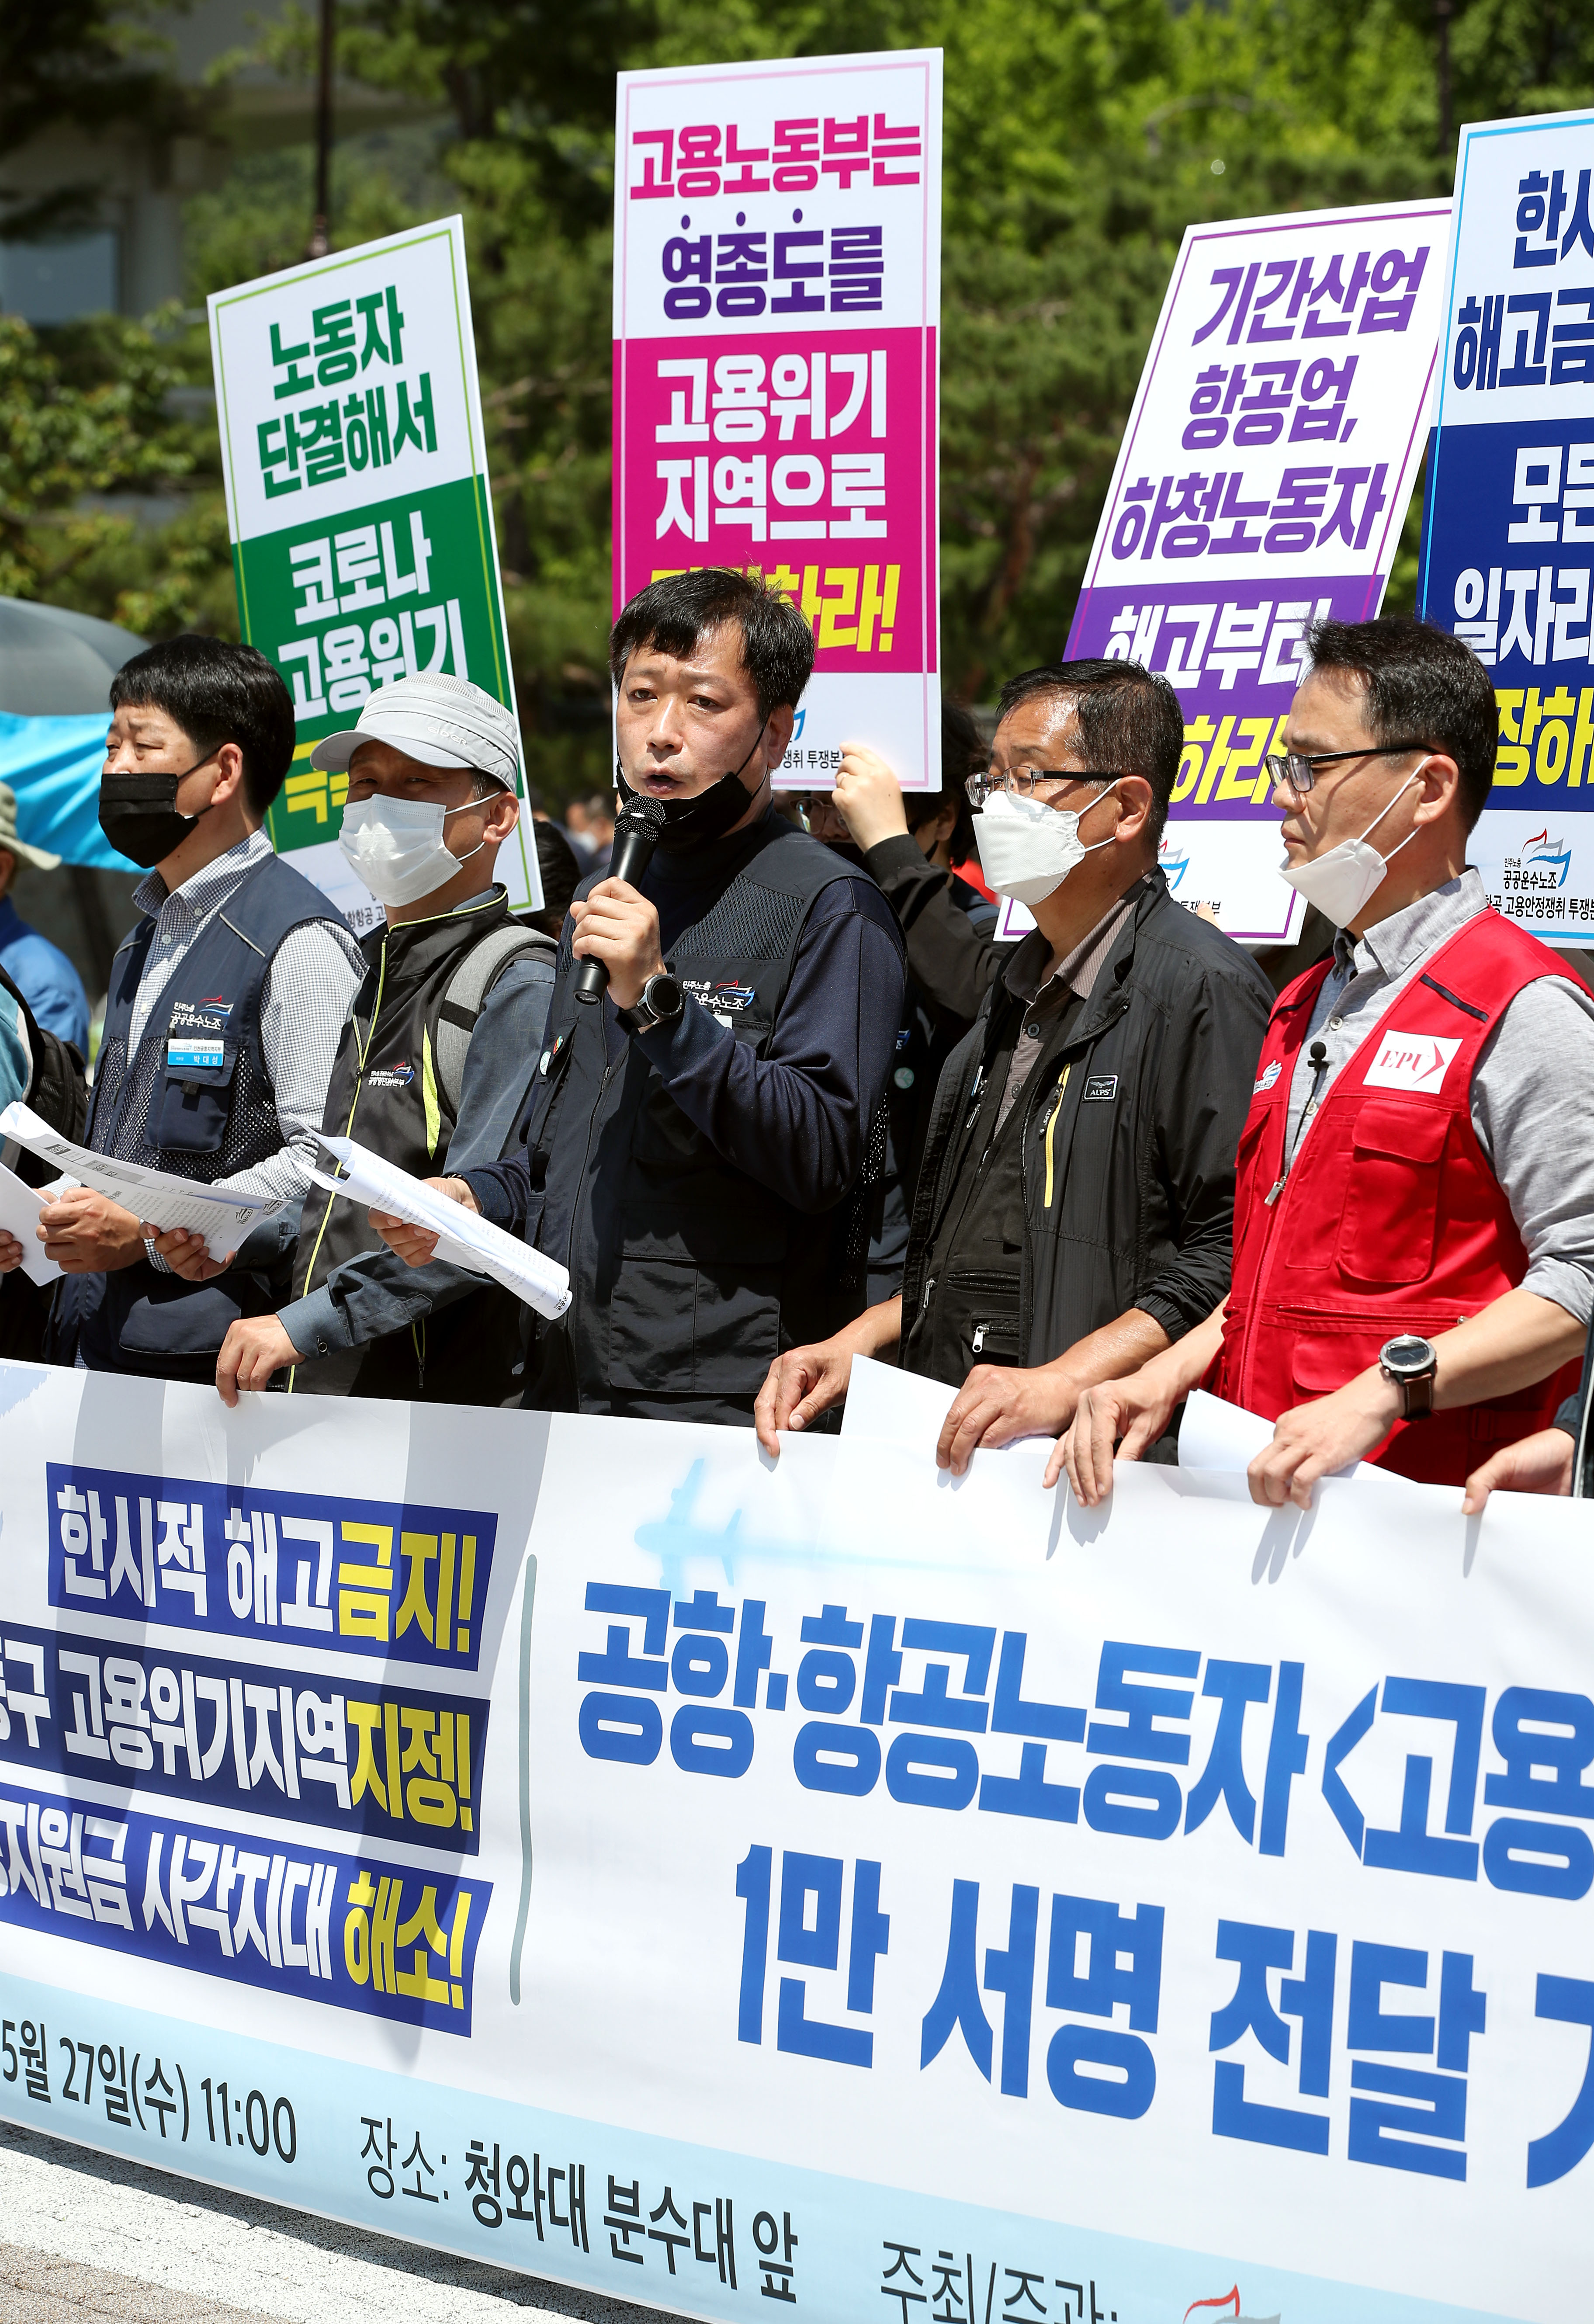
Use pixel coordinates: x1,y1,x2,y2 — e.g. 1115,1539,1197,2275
337,793,485,906
1277,768,1423,929
974,784,1119,909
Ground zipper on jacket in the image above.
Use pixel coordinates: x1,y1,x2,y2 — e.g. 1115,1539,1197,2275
287,931,390,1393
1042,1064,1071,1209
971,1317,1019,1355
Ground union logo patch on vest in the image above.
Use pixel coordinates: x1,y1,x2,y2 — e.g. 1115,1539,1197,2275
1362,1031,1463,1094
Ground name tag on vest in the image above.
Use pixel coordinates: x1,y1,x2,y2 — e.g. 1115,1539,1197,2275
1362,1032,1462,1093
166,1037,225,1071
1083,1075,1118,1102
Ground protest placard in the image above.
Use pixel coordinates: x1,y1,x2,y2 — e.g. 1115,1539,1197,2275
1417,108,1594,947
1063,199,1450,944
613,51,943,791
208,218,540,930
0,1359,1587,2324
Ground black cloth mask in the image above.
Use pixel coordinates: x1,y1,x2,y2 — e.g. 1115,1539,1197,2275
98,756,215,870
615,729,767,852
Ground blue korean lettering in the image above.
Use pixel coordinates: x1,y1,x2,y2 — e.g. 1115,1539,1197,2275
735,1845,887,2066
792,1603,877,1796
1083,1641,1199,1840
49,1464,493,1668
920,1879,1037,2096
1527,1974,1594,2187
1346,1942,1486,2181
1044,1893,1162,2117
1184,1659,1270,1843
886,1621,994,1812
662,232,712,320
670,1589,752,1776
0,1621,483,1853
1482,1686,1594,1901
1516,168,1570,269
1361,1678,1486,1881
977,1633,1085,1825
0,1776,484,2032
1209,1920,1336,2154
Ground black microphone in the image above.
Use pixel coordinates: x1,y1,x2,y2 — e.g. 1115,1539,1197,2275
575,794,667,1005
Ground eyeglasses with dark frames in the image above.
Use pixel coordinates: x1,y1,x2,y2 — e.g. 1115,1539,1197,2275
1262,742,1430,798
965,767,1121,807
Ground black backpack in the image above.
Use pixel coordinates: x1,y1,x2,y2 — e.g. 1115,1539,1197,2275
0,960,88,1177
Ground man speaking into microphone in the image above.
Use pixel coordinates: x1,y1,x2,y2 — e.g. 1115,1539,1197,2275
375,568,905,1426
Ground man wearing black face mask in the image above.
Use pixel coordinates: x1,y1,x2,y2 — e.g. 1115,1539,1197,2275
40,638,364,1381
373,567,905,1426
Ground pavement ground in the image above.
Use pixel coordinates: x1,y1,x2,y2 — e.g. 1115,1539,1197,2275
0,2118,679,2324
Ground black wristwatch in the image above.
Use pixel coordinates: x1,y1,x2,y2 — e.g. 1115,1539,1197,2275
625,971,684,1035
1379,1334,1438,1419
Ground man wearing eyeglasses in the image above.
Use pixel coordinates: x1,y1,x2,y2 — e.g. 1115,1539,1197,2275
755,657,1273,1468
1061,614,1594,1511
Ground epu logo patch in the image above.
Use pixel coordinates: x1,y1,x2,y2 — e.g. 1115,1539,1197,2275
1363,1032,1462,1093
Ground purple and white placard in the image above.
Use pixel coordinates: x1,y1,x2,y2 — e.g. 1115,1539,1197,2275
1064,199,1450,944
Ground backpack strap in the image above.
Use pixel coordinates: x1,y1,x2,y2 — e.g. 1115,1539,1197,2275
434,924,556,1116
0,961,86,1184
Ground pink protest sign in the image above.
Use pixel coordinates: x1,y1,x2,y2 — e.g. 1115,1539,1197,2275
613,50,943,789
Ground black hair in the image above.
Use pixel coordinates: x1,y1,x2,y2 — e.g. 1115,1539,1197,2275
903,695,984,863
1303,616,1498,830
525,817,582,940
608,568,815,722
995,658,1184,842
108,636,296,820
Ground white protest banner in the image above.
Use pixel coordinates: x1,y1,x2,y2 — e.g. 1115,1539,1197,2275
209,219,540,930
1416,109,1594,946
613,51,943,791
1064,199,1450,945
0,1357,1588,2324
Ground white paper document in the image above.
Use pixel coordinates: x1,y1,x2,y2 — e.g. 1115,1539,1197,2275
312,1133,572,1319
0,1101,274,1263
0,1161,62,1285
839,1352,958,1448
1179,1387,1369,1483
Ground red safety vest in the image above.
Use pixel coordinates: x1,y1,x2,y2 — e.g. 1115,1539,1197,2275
1211,906,1582,1486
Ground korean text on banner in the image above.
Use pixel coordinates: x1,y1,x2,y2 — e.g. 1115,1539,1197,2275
208,217,541,927
1061,199,1449,947
0,1362,1591,2324
613,52,943,791
1417,109,1594,947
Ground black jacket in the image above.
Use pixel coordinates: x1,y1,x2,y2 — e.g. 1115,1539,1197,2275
863,834,1005,1022
466,812,905,1425
900,871,1273,1377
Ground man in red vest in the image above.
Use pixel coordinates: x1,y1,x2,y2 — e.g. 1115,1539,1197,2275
1060,615,1594,1509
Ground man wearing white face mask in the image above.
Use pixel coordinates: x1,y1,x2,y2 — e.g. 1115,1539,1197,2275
204,673,556,1405
756,659,1273,1470
1062,616,1594,1512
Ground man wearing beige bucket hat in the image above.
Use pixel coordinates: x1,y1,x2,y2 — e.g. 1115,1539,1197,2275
0,781,90,1055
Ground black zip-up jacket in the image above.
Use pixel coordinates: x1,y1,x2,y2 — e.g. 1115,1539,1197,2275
465,812,905,1425
900,871,1273,1375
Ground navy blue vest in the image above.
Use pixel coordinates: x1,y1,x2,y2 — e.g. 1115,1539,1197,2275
53,851,349,1381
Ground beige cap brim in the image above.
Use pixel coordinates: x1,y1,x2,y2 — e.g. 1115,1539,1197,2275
0,832,62,871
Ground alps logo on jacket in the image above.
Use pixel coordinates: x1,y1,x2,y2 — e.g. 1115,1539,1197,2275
1362,1032,1463,1093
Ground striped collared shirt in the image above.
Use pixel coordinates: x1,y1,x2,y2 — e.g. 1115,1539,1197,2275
125,829,365,1219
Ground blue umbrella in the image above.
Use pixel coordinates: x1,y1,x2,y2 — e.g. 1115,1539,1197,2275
0,597,146,871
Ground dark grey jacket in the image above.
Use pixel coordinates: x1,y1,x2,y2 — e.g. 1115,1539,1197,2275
900,871,1274,1375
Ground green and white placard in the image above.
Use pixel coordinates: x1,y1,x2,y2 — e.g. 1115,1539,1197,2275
209,216,540,928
